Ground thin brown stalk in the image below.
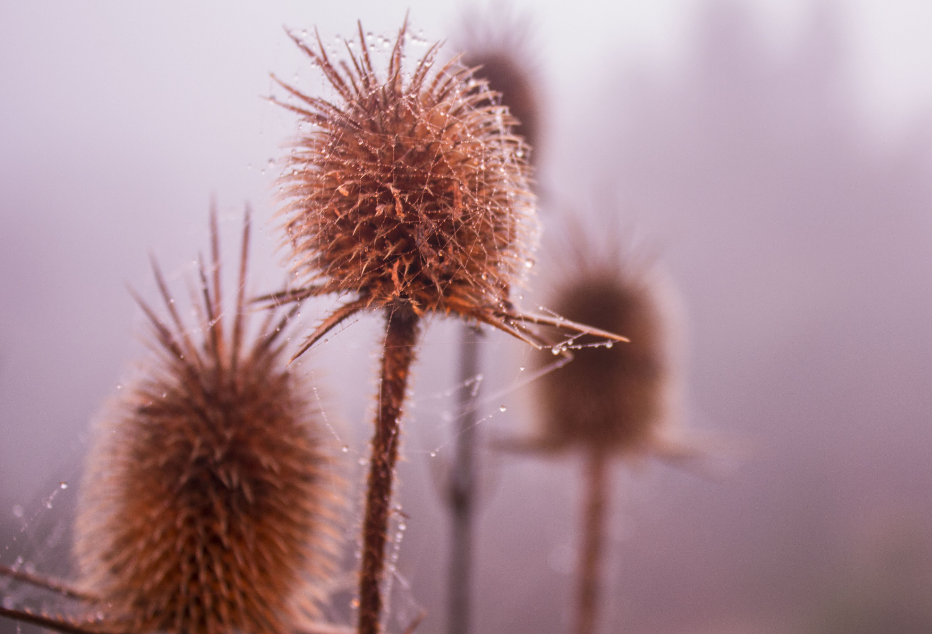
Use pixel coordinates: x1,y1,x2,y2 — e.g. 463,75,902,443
577,449,608,634
358,303,420,634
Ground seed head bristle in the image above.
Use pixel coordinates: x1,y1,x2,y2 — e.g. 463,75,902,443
531,247,672,456
75,209,342,634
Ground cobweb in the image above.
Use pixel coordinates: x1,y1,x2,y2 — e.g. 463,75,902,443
0,478,83,634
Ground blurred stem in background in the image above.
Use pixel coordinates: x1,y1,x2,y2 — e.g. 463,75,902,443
447,324,483,634
577,449,608,634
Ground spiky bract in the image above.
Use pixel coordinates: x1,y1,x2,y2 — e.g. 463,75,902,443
270,22,542,352
75,213,340,634
535,262,670,454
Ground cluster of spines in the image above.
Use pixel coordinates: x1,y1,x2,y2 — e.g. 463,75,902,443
74,211,341,634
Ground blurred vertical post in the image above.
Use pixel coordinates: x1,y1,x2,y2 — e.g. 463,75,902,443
447,324,482,634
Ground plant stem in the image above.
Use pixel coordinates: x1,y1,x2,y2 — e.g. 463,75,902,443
358,303,420,634
447,324,482,634
576,449,608,634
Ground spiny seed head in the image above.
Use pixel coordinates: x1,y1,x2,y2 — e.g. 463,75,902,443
75,212,341,634
456,7,541,160
275,20,537,319
533,252,673,455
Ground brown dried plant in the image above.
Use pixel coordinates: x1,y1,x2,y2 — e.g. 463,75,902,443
445,9,543,634
507,230,679,634
0,210,346,634
264,20,626,634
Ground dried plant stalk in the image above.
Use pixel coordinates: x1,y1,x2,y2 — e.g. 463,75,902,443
446,11,540,633
270,21,626,634
577,450,608,634
498,232,677,634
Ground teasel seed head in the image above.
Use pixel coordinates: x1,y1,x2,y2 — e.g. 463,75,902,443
266,21,570,356
530,244,674,456
264,21,625,358
74,209,342,634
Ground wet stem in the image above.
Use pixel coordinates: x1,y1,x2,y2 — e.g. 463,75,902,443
358,303,420,634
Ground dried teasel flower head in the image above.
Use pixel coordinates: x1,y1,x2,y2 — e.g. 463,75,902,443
454,5,542,161
266,20,601,358
74,209,342,634
528,233,678,457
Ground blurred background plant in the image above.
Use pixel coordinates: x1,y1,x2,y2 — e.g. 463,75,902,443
4,1,932,633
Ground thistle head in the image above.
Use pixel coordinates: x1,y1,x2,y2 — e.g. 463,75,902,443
531,241,674,456
274,21,536,319
75,211,342,634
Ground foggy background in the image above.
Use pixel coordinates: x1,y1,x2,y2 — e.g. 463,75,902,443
3,1,932,633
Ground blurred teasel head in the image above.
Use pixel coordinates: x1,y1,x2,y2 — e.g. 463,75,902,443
531,235,677,457
455,5,542,164
74,210,342,634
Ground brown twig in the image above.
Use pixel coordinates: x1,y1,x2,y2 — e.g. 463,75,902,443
576,449,608,634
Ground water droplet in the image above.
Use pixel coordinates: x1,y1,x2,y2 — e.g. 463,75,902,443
341,445,349,453
44,501,52,509
350,598,360,608
429,451,437,458
12,505,23,518
398,522,407,531
519,366,525,371
605,342,613,349
116,384,122,390
359,458,367,466
551,346,561,355
525,258,535,269
499,405,507,412
59,482,67,489
267,158,275,168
